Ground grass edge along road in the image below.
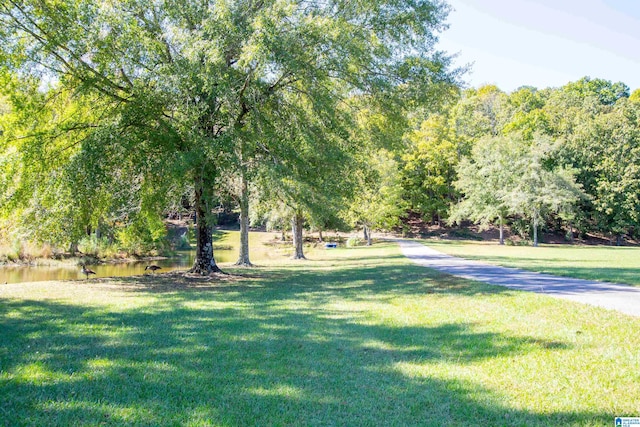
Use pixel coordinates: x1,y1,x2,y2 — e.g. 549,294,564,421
1,241,639,426
422,239,640,287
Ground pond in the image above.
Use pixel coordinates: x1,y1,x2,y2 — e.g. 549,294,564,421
0,231,286,284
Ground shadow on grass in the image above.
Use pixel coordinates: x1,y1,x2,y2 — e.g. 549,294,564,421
101,258,510,299
0,255,607,426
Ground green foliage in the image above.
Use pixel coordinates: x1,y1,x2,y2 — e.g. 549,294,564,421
346,236,363,248
77,235,112,258
502,86,552,140
566,98,640,238
560,77,629,106
452,134,585,246
1,0,460,267
401,114,460,223
450,135,514,230
346,148,407,234
452,85,511,139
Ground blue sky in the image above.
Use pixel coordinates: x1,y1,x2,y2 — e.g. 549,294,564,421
436,0,640,92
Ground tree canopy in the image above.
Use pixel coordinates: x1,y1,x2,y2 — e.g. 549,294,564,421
0,0,460,269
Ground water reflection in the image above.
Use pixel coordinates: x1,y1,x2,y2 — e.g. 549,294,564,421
0,231,291,284
0,251,195,284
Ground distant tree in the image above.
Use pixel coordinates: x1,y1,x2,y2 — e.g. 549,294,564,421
560,77,629,106
568,99,640,244
505,135,584,246
401,113,462,224
450,135,515,244
348,150,406,245
452,134,584,246
503,86,551,139
452,85,511,139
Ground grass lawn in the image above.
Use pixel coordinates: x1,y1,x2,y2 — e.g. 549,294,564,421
422,239,640,287
1,240,639,426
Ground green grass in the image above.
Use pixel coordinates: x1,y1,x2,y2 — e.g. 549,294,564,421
1,241,639,426
421,240,640,286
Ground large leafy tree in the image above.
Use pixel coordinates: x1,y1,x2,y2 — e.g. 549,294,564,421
452,134,584,246
569,99,640,243
253,98,357,259
450,135,515,245
349,149,406,245
505,135,584,246
1,0,459,273
401,113,461,224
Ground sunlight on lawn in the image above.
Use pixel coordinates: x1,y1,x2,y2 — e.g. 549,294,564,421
423,239,640,286
1,240,639,426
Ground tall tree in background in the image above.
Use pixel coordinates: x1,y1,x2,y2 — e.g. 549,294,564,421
1,0,460,273
348,150,406,245
568,98,640,244
450,135,515,244
505,135,584,246
401,113,461,224
452,134,584,246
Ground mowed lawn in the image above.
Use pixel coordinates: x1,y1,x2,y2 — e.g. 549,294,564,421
1,241,639,426
422,240,640,286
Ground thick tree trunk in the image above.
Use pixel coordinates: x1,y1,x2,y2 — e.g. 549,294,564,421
235,174,253,267
498,215,504,245
318,229,324,243
291,212,306,259
533,217,539,247
190,175,221,275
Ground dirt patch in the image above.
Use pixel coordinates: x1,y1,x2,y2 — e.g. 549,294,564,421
89,270,262,293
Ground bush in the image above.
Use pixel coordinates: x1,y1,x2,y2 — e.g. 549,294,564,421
346,237,362,248
78,235,112,257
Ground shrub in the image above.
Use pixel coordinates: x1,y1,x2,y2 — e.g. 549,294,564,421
346,237,362,248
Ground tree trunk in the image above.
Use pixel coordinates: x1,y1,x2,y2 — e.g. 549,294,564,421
291,211,306,259
498,215,504,245
363,224,372,246
318,229,324,243
235,173,253,267
568,221,574,243
68,241,79,255
190,175,221,275
533,217,539,247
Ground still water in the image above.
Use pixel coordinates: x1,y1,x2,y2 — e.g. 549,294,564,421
0,232,285,284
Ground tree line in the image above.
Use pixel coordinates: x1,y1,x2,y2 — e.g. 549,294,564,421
399,78,640,246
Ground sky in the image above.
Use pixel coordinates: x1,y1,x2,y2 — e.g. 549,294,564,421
436,0,640,92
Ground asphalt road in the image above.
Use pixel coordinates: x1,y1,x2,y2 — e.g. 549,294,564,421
397,239,640,317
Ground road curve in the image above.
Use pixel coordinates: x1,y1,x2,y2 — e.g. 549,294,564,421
396,239,640,317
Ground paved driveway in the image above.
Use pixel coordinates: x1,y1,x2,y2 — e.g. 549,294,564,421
397,239,640,317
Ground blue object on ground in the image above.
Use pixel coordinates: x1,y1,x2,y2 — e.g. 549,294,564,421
325,243,338,248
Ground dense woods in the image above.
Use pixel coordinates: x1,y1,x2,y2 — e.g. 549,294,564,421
1,1,639,270
407,78,640,245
